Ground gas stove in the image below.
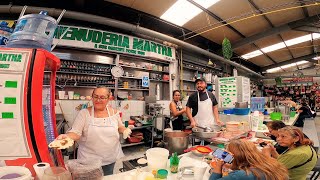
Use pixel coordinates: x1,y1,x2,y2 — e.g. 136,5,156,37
121,157,148,172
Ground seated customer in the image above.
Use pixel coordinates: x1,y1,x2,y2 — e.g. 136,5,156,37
209,139,288,180
263,126,317,180
295,98,314,127
265,121,288,154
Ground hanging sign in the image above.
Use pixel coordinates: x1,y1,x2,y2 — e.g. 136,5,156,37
142,76,149,88
53,25,176,62
282,77,313,84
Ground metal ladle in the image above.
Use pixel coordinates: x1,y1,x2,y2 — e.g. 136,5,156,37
196,125,212,132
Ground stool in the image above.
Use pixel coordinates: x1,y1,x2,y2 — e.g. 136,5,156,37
310,157,320,180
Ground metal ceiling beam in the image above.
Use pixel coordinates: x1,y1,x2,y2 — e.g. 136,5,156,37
298,0,310,17
247,0,294,67
233,14,320,49
187,0,277,64
294,25,320,33
261,54,316,71
0,5,264,78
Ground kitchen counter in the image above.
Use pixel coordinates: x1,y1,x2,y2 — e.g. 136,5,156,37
104,151,213,180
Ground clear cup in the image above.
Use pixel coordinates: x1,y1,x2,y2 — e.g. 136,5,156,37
68,91,74,100
43,167,71,180
194,162,208,180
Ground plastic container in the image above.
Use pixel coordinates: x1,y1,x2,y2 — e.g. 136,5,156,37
157,169,168,179
7,11,57,51
146,148,169,171
0,21,14,45
270,112,282,121
290,111,296,117
42,167,71,180
233,108,250,115
250,97,266,112
0,166,32,180
66,159,103,180
223,109,234,114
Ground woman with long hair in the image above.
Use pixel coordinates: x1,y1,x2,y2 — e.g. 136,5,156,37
210,139,288,180
263,126,317,180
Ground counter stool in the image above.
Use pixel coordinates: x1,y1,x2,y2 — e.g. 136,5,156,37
310,157,320,180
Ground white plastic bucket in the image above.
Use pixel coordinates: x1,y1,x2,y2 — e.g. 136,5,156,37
58,91,65,99
146,148,169,171
0,166,32,180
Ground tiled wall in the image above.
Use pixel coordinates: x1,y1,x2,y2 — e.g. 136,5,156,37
55,100,171,130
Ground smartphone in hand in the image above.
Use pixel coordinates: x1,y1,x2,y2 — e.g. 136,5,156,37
212,148,234,164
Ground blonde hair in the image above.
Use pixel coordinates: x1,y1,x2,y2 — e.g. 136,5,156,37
228,139,288,180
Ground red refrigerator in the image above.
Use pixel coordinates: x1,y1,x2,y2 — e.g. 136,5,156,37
0,48,64,175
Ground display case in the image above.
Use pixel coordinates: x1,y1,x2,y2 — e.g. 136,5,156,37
216,76,251,108
0,48,64,175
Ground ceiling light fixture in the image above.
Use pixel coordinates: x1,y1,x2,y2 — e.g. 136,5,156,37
160,0,220,26
266,60,309,73
241,33,320,59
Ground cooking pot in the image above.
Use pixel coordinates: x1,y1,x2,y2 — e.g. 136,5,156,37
235,102,248,108
164,131,189,155
192,125,221,139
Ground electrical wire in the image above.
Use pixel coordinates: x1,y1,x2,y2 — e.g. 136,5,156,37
184,2,320,40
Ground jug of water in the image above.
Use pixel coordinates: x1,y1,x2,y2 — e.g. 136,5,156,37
0,21,14,45
6,11,57,51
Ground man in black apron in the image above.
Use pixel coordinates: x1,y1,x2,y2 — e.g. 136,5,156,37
186,77,223,128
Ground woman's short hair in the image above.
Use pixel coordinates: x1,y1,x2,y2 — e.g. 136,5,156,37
266,121,286,130
92,86,110,97
278,126,313,146
172,90,181,97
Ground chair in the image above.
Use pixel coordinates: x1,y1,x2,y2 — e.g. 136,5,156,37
310,157,320,180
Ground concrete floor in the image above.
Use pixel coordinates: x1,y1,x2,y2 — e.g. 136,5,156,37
113,117,320,178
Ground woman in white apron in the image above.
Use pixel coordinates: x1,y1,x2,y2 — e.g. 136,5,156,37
57,87,132,175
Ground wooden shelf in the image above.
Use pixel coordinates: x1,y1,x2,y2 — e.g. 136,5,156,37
120,76,142,80
118,88,149,91
45,71,112,77
120,65,169,73
150,79,169,83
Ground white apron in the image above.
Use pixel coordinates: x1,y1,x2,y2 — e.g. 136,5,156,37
193,91,215,127
77,107,124,165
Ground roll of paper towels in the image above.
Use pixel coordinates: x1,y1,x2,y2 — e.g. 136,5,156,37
33,163,49,180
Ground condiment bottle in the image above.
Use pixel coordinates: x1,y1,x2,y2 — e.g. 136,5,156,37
170,152,179,173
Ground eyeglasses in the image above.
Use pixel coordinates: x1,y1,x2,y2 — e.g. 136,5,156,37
92,94,108,101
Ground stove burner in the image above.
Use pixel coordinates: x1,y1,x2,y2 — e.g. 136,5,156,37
122,157,148,172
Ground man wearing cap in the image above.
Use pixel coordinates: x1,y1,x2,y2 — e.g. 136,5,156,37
186,77,223,128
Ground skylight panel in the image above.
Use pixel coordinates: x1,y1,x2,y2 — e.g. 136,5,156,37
266,67,281,73
261,42,286,53
241,33,320,60
241,50,263,59
160,0,220,26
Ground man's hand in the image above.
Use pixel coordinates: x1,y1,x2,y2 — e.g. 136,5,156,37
190,121,197,128
216,120,224,126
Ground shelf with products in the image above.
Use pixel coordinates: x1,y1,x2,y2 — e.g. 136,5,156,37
59,59,114,76
120,65,169,74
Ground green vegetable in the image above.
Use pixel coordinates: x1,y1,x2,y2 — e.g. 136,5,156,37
222,37,233,60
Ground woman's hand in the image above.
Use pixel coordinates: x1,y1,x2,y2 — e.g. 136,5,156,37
57,134,69,140
262,144,277,157
211,159,224,174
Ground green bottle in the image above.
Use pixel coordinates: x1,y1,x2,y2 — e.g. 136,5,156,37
170,152,179,173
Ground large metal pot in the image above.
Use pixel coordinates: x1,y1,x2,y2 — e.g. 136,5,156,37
192,126,221,139
235,102,248,108
164,131,189,155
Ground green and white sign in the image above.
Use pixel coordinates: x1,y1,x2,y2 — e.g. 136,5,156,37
53,25,176,62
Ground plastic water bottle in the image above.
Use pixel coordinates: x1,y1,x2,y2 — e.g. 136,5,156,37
7,11,57,51
0,21,14,45
251,111,260,131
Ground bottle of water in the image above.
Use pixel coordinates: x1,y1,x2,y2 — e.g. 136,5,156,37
0,21,14,45
6,11,57,51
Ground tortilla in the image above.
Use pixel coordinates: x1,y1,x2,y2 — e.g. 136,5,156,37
49,137,74,149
